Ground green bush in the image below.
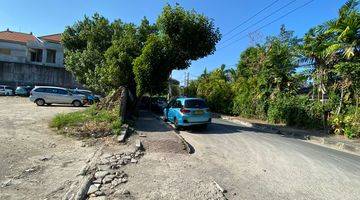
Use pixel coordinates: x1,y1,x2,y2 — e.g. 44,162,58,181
197,69,234,114
111,119,122,135
331,106,360,139
268,95,325,129
231,78,268,119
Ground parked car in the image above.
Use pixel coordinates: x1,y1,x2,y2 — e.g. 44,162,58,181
70,89,101,105
15,86,33,96
29,86,86,106
151,97,167,113
163,97,211,129
0,85,14,96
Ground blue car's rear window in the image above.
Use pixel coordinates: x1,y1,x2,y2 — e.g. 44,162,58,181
184,99,207,108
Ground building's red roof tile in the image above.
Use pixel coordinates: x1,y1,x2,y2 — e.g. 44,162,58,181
0,30,38,44
40,34,61,43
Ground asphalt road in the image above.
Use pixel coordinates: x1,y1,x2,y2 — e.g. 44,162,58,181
178,118,360,200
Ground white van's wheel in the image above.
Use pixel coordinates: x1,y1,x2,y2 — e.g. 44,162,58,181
35,99,45,106
73,100,82,107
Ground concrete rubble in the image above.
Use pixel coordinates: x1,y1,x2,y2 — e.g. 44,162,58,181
85,149,144,199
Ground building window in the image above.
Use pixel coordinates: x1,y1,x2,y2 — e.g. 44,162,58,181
0,48,11,55
30,48,43,62
46,49,56,63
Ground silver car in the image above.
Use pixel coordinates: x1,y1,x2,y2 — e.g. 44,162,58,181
0,85,14,96
29,86,86,107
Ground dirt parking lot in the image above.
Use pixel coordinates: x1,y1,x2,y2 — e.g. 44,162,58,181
0,97,98,200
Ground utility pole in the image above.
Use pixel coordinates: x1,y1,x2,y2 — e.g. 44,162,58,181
184,72,190,87
186,72,190,88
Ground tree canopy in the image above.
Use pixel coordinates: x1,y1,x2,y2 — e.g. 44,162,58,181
62,4,221,96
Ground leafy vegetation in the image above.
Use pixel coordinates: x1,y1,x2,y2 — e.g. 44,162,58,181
183,1,359,138
62,4,220,97
50,106,121,137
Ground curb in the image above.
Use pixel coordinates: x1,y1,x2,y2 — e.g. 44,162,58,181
219,115,360,156
117,124,130,143
308,136,360,155
62,146,104,200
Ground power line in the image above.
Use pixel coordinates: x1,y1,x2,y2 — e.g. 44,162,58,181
220,0,297,45
218,0,315,51
223,0,280,37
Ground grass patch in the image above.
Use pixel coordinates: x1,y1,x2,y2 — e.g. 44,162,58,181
50,105,122,137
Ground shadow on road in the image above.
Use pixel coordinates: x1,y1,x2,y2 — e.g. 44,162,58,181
151,111,275,135
145,110,305,142
186,121,275,135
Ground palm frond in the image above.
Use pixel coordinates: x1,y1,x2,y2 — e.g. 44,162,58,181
325,43,342,56
344,46,355,59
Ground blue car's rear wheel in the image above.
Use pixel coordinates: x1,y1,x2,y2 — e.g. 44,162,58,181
174,118,180,130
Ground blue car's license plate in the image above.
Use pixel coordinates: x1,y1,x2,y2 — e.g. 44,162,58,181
193,110,204,115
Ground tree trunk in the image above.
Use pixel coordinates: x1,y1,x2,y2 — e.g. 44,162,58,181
119,87,128,123
321,70,325,104
317,71,321,101
337,86,344,115
356,92,359,117
312,83,315,100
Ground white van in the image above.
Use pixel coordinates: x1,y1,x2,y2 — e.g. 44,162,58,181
29,86,86,106
0,85,14,96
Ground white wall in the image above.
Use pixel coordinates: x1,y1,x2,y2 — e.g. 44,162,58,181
0,40,64,67
0,41,27,63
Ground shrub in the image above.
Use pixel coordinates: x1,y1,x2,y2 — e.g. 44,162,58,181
231,78,268,119
330,106,360,139
197,70,234,114
268,95,325,129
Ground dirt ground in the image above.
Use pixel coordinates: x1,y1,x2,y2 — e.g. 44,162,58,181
0,97,99,200
0,97,226,200
114,110,226,200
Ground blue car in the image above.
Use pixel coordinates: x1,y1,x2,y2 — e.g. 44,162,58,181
163,97,211,129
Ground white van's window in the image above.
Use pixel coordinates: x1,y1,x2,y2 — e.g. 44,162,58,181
46,88,58,94
57,89,68,95
34,88,46,92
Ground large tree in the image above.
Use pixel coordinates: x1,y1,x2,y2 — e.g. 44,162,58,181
133,4,221,96
62,5,221,97
325,0,360,114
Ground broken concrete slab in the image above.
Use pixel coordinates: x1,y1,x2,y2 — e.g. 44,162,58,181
135,139,143,150
94,171,110,179
87,184,99,195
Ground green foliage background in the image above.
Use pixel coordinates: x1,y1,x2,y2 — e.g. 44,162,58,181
183,1,359,138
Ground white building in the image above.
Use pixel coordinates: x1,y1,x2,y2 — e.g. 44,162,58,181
0,29,63,68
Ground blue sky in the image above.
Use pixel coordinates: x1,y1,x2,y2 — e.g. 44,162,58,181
0,0,347,85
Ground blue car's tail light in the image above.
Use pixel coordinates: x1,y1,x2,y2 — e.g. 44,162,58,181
180,108,191,114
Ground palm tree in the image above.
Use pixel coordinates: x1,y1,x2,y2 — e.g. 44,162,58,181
302,24,335,103
325,0,359,59
325,0,360,114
